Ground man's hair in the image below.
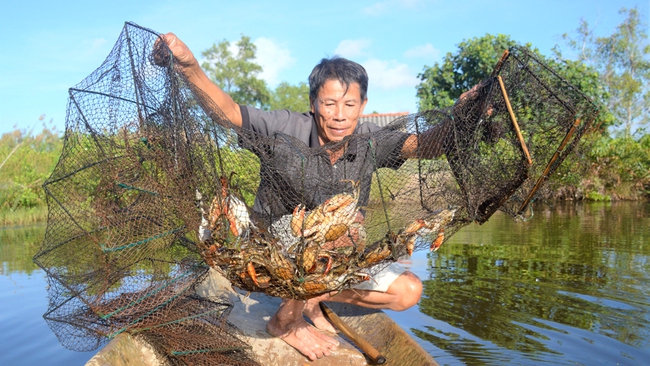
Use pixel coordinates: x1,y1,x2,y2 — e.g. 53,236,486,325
308,56,368,102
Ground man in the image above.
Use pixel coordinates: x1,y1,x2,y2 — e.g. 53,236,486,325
161,33,445,361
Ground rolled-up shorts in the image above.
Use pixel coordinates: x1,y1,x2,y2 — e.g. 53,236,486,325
351,262,406,292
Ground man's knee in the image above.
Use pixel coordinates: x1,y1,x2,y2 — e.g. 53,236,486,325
389,271,423,311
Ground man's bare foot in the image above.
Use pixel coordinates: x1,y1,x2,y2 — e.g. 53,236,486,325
303,299,338,334
267,299,339,361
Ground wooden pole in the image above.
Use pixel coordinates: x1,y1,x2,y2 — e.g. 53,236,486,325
517,118,582,214
490,49,510,78
497,75,532,165
319,302,386,364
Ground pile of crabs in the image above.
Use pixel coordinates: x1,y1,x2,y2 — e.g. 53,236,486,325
196,176,455,299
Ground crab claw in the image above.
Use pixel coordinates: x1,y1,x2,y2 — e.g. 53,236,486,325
430,229,445,252
228,215,240,237
404,219,426,235
247,262,260,287
321,255,333,276
323,195,355,213
308,254,333,276
290,204,305,237
219,176,229,197
406,236,416,256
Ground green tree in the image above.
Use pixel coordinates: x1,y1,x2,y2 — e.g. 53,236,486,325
416,34,521,111
269,81,310,112
563,7,650,137
546,52,614,132
201,35,271,109
0,122,62,214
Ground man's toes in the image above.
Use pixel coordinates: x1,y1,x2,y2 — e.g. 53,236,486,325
322,346,331,357
319,335,339,349
310,345,326,360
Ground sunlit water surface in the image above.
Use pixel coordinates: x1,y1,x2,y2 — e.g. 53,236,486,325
1,201,648,365
390,201,650,365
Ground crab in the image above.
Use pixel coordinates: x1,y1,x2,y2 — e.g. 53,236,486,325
357,234,395,268
396,209,456,255
237,241,298,288
290,180,361,244
206,174,256,242
295,271,367,297
267,245,297,281
300,242,334,276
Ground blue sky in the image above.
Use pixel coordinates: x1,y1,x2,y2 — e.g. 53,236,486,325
1,0,647,135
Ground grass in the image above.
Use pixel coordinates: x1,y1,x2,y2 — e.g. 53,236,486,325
0,206,49,227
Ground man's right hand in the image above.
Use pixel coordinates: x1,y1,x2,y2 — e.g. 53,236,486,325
154,33,200,73
153,32,243,126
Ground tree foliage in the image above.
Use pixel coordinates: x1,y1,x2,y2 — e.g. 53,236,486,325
201,35,271,109
269,81,310,112
562,7,650,137
0,123,62,212
416,34,522,110
201,35,311,113
589,133,650,184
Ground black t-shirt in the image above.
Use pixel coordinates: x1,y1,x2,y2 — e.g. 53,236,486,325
239,105,409,218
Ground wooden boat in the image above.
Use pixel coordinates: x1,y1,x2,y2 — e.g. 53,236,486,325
86,269,438,366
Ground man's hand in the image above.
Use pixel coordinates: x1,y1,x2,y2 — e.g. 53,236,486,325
154,33,201,73
454,79,495,116
152,32,244,126
457,82,482,103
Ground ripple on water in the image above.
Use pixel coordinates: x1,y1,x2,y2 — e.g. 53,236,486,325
556,290,641,311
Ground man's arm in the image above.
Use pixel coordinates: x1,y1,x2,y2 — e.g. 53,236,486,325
399,81,486,159
159,33,243,127
399,122,450,159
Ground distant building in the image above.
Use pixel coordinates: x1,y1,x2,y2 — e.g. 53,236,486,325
359,112,409,128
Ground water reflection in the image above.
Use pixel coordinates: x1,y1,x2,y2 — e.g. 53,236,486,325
0,224,97,365
418,201,650,365
0,224,44,275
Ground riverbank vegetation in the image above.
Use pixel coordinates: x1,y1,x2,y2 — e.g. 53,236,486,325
0,118,61,226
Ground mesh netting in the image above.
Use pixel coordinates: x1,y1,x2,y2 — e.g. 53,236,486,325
34,22,598,364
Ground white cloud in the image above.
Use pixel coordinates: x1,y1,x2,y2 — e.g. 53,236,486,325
200,37,295,87
362,58,419,90
334,39,372,59
404,43,440,60
253,37,295,86
227,42,239,59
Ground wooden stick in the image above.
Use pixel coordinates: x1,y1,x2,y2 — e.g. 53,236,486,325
319,302,386,364
517,118,582,214
497,75,532,165
490,49,510,78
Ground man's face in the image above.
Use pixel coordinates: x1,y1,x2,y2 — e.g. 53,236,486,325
311,79,367,145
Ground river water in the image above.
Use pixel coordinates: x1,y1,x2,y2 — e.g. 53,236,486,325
1,201,648,365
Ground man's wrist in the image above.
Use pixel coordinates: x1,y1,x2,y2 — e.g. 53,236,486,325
180,61,204,80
